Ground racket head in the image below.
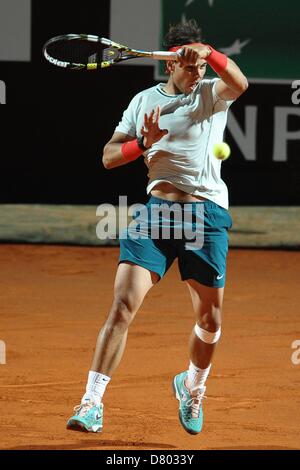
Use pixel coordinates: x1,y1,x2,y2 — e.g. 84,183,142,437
43,34,125,70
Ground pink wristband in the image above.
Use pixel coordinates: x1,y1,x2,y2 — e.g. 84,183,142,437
121,139,143,162
206,46,228,75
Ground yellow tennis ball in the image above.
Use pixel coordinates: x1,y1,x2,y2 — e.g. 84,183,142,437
213,142,231,160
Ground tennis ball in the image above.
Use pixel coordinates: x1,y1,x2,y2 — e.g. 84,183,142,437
213,142,231,160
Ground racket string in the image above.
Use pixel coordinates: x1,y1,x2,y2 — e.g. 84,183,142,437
47,39,105,65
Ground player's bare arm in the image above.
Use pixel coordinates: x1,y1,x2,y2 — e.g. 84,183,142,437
215,58,248,101
185,44,248,101
102,132,134,170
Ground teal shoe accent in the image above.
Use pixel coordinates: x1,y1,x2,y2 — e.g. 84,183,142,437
173,372,205,435
67,402,103,433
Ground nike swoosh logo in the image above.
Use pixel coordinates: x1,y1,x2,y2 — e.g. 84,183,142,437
95,414,101,420
216,274,224,280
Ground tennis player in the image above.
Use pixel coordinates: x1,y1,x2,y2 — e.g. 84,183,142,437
67,19,248,435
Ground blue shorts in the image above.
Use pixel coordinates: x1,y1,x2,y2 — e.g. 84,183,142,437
119,196,232,288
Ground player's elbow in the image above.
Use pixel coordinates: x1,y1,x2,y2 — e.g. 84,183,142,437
242,77,249,92
233,77,249,100
102,158,114,170
102,145,112,170
238,77,249,95
102,156,110,170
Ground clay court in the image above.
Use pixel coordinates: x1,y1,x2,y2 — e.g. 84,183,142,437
1,244,299,450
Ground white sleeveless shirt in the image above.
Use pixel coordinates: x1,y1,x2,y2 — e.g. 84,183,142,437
115,78,234,209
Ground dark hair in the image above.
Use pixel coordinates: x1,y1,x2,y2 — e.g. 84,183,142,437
163,19,202,49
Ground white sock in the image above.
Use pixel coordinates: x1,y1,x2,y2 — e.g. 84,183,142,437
81,371,111,406
186,361,211,392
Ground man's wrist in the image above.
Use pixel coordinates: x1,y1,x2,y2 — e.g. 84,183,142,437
204,45,213,59
137,136,149,151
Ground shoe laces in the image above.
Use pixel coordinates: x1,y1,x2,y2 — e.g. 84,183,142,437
185,388,206,419
74,402,96,417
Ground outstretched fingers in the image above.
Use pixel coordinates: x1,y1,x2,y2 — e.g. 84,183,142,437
141,106,168,147
144,109,155,128
153,106,161,123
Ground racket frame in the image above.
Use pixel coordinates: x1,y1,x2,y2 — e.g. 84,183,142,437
43,34,179,70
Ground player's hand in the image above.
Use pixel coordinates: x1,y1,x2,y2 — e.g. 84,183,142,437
141,106,168,148
177,44,211,67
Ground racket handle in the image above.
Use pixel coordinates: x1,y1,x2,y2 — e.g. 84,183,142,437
151,51,181,61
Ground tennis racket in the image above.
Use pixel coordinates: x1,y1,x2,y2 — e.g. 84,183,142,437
43,34,181,70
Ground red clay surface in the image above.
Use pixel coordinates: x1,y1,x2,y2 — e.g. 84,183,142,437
0,245,300,450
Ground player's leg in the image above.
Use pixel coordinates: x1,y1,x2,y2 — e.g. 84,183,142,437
67,196,176,433
173,200,231,434
186,280,223,371
173,281,223,435
90,261,159,377
67,262,159,433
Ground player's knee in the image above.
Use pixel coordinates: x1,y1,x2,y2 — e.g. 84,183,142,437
107,297,135,332
200,305,222,332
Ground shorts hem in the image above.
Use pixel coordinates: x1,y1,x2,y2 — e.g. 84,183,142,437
181,275,226,288
119,258,163,279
